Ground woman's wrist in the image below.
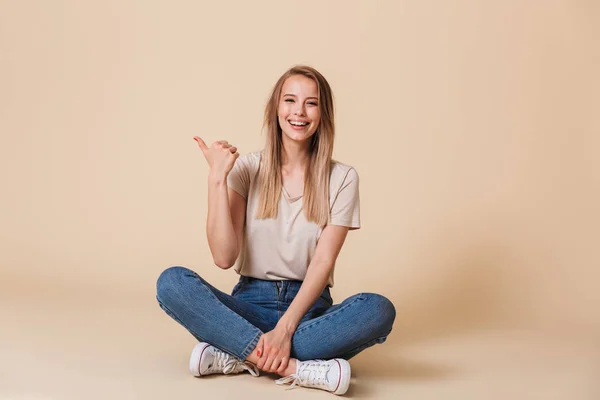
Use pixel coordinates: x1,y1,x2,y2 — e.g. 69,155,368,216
208,170,228,185
276,315,299,335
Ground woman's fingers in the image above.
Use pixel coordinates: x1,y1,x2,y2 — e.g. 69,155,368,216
263,353,276,373
193,137,239,176
194,137,231,150
255,339,266,369
195,138,237,153
193,136,208,153
277,357,289,375
257,344,279,372
214,141,237,154
257,350,268,370
270,358,282,373
255,337,264,358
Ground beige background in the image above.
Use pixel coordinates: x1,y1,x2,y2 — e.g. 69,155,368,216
1,1,599,399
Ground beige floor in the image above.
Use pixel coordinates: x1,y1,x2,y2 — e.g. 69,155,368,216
1,283,598,400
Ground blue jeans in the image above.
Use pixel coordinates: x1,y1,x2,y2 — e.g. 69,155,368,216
156,266,396,361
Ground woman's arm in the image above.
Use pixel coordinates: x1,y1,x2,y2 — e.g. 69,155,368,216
254,224,350,373
194,137,245,269
206,176,246,269
278,224,349,331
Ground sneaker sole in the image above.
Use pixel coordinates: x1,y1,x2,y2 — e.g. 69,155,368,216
189,342,211,377
333,359,351,395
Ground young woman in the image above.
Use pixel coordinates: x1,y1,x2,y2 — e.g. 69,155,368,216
156,65,396,395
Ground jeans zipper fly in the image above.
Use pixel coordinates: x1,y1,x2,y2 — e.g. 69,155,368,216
276,282,282,318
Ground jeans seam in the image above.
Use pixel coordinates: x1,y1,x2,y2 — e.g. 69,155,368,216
193,272,266,333
294,293,366,335
275,282,282,320
337,333,390,359
157,297,206,342
198,275,264,335
240,331,261,361
158,273,263,360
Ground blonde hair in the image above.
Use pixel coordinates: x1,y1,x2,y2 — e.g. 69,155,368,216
255,65,335,227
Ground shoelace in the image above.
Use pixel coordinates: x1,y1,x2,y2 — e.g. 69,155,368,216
275,360,331,390
207,348,259,377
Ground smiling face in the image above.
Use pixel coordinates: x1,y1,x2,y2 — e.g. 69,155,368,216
277,74,321,144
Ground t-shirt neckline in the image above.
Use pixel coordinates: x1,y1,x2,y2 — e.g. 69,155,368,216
282,186,303,203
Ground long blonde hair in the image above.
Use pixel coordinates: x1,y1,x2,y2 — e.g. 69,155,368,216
255,65,335,227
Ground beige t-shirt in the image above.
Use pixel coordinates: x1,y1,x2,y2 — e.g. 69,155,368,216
227,151,360,287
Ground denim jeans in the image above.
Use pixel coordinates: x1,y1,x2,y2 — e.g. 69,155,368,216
156,266,396,361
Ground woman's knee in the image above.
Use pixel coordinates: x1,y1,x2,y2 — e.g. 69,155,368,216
362,293,396,334
156,266,194,304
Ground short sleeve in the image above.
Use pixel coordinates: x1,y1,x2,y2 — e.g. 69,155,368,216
227,155,251,199
329,167,361,229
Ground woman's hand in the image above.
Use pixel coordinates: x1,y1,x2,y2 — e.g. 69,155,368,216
193,137,239,179
255,326,293,375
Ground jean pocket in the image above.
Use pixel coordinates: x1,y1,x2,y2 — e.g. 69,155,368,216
231,279,246,297
302,297,331,321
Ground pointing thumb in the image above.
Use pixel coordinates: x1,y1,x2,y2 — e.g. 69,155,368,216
193,136,208,153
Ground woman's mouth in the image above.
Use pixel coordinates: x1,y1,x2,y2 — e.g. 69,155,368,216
288,120,309,130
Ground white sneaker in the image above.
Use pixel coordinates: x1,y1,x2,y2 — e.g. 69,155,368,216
189,342,259,377
275,358,351,395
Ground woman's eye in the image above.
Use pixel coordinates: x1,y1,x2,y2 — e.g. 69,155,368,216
308,102,318,106
284,99,294,103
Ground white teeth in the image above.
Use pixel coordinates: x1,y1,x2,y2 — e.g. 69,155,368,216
290,121,308,126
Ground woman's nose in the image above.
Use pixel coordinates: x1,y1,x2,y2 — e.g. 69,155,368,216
294,104,305,116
